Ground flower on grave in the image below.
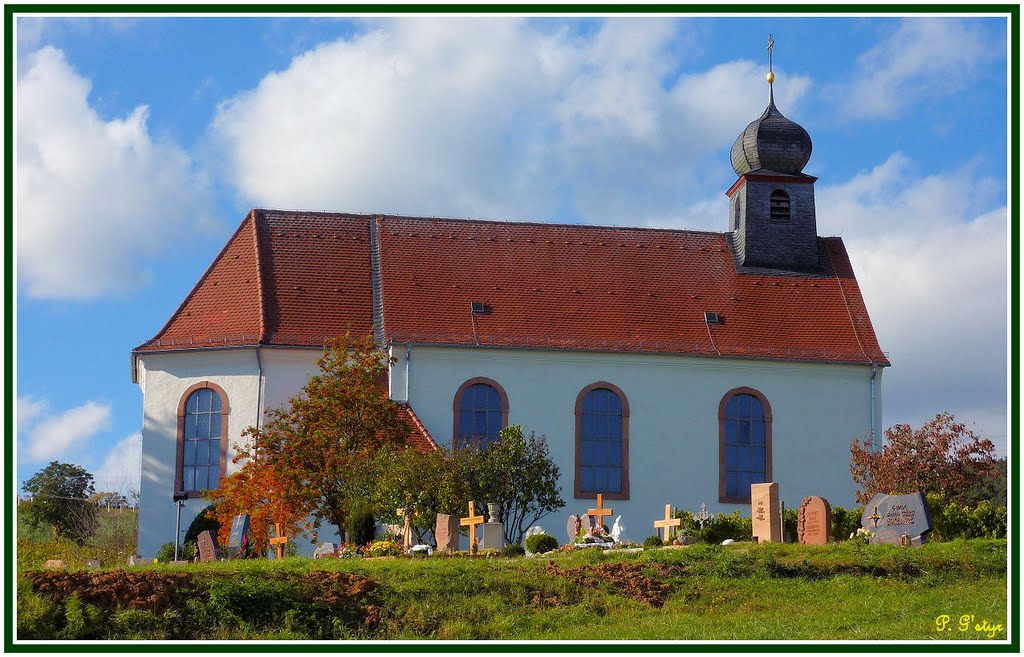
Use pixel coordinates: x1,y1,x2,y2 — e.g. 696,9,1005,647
848,527,875,547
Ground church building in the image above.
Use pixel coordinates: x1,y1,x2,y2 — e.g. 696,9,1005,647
131,69,888,556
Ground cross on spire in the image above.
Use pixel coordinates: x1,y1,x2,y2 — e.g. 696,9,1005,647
767,33,774,72
766,33,777,104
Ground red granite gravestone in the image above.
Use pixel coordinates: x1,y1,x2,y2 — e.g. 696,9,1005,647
198,529,221,562
798,496,832,545
434,513,460,553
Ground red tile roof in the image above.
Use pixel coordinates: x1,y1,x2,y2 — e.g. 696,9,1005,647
136,210,887,366
398,404,440,453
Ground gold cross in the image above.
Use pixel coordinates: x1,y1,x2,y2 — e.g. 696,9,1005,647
587,493,613,529
868,505,882,528
767,33,775,72
653,504,682,543
269,522,289,560
459,501,485,554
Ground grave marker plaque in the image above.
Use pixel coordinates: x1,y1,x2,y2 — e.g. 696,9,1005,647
751,482,782,543
860,492,933,545
797,496,832,545
481,522,506,550
435,514,460,553
566,514,582,542
198,530,221,562
228,514,251,559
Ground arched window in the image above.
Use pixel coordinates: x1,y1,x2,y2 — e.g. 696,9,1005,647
719,387,772,503
575,382,629,500
733,197,742,230
453,377,508,450
770,190,790,223
176,382,228,498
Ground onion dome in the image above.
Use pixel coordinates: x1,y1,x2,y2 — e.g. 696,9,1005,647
730,93,812,177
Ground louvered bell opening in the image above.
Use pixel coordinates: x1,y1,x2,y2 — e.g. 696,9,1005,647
770,190,790,223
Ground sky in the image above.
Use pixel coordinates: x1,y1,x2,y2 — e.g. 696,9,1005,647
13,13,1011,497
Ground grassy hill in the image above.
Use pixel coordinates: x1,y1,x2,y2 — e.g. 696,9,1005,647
17,539,1008,642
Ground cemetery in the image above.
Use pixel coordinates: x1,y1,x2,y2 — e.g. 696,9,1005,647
16,479,1009,641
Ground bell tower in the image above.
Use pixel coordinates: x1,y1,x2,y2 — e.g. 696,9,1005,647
727,35,820,273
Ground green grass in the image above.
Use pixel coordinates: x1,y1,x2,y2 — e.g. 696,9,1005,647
16,540,1009,642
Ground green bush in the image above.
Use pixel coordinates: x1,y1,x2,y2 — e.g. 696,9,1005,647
183,504,220,547
927,494,1007,541
524,533,558,554
501,544,526,557
831,505,863,543
783,508,798,542
366,540,403,557
643,535,664,549
972,500,1007,539
699,511,752,544
346,508,377,548
155,541,195,563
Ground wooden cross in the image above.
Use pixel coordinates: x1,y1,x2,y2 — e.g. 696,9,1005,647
654,504,682,543
586,494,613,529
269,522,289,560
868,505,882,528
397,507,415,550
460,501,485,554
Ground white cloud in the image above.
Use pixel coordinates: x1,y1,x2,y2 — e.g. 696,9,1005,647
835,18,997,120
16,46,214,300
816,156,1008,453
26,400,112,461
17,394,48,429
93,433,142,494
210,17,808,226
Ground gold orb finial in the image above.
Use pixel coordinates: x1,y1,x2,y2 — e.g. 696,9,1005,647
766,71,775,84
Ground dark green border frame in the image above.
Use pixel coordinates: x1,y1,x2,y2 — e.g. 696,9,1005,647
4,4,1018,653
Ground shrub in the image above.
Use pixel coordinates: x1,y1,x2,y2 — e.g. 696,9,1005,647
155,541,195,563
501,544,526,557
831,505,863,543
366,540,403,558
699,511,752,544
972,500,1007,539
524,533,558,554
927,494,1007,541
183,504,221,546
346,508,376,548
783,508,798,542
643,535,664,549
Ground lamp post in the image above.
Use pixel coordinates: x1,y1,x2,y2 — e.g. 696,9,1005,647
172,491,187,561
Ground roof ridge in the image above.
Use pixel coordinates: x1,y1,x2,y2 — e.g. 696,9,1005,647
253,207,724,237
250,209,267,344
133,213,258,352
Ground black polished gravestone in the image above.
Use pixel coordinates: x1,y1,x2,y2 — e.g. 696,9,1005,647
860,493,933,545
228,514,251,558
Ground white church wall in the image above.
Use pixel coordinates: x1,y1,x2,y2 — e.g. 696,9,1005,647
403,345,878,543
136,349,262,557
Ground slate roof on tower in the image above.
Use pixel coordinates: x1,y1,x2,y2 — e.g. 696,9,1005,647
134,209,888,366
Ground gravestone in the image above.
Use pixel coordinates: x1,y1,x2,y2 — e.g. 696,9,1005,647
128,556,155,566
434,514,460,553
566,514,582,542
314,543,338,559
42,560,66,569
228,514,251,559
198,529,221,562
481,522,506,550
861,492,933,545
751,482,782,543
798,496,832,545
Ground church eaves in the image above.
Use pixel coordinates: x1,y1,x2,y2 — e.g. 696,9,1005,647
135,210,888,368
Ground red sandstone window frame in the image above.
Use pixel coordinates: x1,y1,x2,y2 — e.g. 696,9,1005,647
718,386,773,504
574,381,630,501
175,381,229,500
452,377,509,449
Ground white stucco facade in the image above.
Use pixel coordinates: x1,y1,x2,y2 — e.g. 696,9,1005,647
136,342,881,555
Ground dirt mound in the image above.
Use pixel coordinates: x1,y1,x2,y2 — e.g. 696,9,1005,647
304,571,381,629
545,560,676,607
24,569,195,612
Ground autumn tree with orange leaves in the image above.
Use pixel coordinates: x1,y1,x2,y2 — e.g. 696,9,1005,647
850,412,997,506
208,336,411,548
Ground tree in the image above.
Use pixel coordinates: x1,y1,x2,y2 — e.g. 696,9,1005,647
850,412,998,505
209,335,412,545
367,444,472,545
21,461,98,544
465,425,565,545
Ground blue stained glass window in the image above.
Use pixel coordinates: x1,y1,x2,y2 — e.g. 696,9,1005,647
723,392,767,499
182,388,223,492
579,387,624,495
458,383,504,450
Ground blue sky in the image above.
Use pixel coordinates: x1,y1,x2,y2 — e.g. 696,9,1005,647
14,14,1010,496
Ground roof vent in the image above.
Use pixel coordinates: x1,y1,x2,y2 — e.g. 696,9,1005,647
471,301,487,314
705,311,724,325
